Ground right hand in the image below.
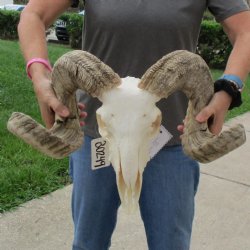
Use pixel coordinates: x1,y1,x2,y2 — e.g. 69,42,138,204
31,63,87,129
33,77,70,129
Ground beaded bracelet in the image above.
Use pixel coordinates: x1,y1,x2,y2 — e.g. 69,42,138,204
26,58,52,79
214,79,242,110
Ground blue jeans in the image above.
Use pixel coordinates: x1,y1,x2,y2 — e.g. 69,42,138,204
69,136,200,250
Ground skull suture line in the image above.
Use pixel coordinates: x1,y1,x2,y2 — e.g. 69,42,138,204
7,50,246,211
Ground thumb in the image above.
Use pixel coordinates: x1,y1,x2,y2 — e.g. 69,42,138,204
50,97,70,118
196,107,213,123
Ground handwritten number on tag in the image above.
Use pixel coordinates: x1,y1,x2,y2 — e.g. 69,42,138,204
91,138,110,170
94,141,106,168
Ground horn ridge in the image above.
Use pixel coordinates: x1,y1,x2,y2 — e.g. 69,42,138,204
139,50,212,104
7,50,121,159
52,50,121,98
139,50,246,163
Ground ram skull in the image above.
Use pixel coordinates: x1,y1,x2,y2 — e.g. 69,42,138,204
96,76,161,210
7,50,246,211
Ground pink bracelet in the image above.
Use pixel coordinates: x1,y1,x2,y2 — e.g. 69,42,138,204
26,58,53,79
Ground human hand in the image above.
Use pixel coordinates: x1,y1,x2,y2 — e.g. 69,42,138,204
33,78,87,128
177,91,232,136
32,77,69,128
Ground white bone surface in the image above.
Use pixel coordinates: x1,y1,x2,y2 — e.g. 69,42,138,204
97,77,162,211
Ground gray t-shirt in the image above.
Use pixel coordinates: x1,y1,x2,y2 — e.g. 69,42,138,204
73,0,248,145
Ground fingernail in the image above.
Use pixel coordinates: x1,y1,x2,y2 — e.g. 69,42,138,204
196,114,202,120
62,109,69,116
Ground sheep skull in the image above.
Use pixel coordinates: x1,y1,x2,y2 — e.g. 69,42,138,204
97,77,161,211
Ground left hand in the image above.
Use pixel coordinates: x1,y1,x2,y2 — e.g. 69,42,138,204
177,91,232,135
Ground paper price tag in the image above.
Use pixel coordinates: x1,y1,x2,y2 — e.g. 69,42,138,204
91,138,111,170
149,125,173,159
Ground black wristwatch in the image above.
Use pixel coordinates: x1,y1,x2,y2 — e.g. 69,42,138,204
214,79,242,110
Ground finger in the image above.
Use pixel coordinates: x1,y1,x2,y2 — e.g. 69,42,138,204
177,124,184,133
80,121,85,127
78,102,86,111
196,106,214,123
78,103,87,125
48,97,70,117
208,114,224,135
40,106,55,129
79,111,88,118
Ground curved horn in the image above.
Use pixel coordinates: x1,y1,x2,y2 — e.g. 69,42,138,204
7,50,121,159
139,50,246,163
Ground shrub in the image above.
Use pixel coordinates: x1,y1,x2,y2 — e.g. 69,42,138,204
57,12,71,23
67,13,84,49
0,10,231,68
57,12,83,49
0,10,20,40
203,9,215,21
198,20,232,69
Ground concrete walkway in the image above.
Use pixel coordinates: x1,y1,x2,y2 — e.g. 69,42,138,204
1,113,250,250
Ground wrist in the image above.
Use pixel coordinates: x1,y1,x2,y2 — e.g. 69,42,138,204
214,79,242,110
32,76,52,99
26,58,52,80
219,74,243,90
29,63,52,83
214,90,232,109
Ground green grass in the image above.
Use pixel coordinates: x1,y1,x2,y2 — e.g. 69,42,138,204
0,39,72,213
0,39,249,213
